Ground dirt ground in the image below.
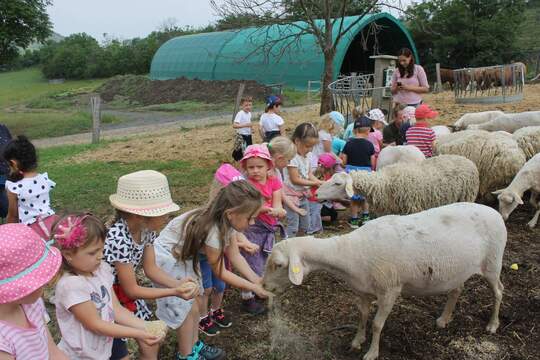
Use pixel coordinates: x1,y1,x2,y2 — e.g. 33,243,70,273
67,86,540,359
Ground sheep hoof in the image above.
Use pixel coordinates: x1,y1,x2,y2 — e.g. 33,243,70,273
351,337,365,350
363,349,379,360
486,321,499,334
527,221,537,229
436,317,449,329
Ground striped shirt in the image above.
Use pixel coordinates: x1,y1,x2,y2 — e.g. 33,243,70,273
406,122,436,157
0,298,49,360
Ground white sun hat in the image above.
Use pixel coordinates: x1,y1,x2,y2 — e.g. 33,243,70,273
368,108,388,125
109,170,180,217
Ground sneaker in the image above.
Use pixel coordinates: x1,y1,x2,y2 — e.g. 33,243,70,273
199,315,220,336
361,214,371,225
211,308,232,328
193,340,226,360
241,297,267,315
176,352,204,360
348,218,360,229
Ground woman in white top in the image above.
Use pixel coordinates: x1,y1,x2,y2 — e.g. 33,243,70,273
259,95,285,142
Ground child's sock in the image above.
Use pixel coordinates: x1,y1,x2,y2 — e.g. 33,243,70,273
241,291,254,300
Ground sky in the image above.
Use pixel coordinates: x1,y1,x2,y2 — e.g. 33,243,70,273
47,0,218,41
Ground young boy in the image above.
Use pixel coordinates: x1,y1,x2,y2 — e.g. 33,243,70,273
405,104,438,157
232,97,254,160
340,116,375,228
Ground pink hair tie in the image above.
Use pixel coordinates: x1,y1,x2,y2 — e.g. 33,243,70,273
54,215,88,249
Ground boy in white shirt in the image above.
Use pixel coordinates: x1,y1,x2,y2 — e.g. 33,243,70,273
232,97,254,161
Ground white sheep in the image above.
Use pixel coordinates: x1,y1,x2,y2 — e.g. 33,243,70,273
435,131,526,200
493,152,540,228
468,111,540,133
512,126,540,160
263,203,506,360
431,125,452,139
316,155,479,215
452,111,504,130
376,145,425,170
434,129,487,148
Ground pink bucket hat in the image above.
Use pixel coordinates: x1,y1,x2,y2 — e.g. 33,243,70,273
214,163,245,186
0,224,62,304
318,153,337,169
240,144,274,168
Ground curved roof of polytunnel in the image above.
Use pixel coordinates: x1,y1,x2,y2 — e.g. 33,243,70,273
150,12,418,89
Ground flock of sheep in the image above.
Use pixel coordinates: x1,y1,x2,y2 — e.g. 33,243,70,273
261,110,540,360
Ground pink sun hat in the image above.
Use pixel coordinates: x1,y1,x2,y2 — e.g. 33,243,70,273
240,144,274,168
318,153,337,169
214,163,245,186
0,223,62,304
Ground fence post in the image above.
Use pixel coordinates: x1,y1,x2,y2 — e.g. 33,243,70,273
90,96,101,144
435,63,442,93
307,81,312,103
232,83,246,123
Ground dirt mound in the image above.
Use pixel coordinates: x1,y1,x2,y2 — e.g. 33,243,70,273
98,75,269,105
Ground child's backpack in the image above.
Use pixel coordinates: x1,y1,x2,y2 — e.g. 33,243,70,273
232,133,244,161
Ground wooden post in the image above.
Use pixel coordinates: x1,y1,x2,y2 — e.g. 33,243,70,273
435,63,442,93
232,83,246,123
90,96,101,144
307,81,312,103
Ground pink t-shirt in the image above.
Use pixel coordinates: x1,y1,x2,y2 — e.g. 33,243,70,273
368,130,383,155
248,175,282,226
0,298,50,360
55,262,115,360
391,64,428,105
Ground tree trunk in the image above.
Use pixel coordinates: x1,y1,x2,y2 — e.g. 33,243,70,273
320,50,335,115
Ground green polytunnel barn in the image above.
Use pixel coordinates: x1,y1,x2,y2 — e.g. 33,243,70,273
150,12,418,89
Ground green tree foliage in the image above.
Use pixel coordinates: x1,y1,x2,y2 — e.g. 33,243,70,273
0,0,52,65
405,0,526,68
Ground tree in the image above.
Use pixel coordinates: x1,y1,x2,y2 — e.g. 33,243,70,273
405,0,526,69
211,0,402,114
0,0,52,65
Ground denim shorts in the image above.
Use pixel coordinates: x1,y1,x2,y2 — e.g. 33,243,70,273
200,254,226,293
345,165,371,201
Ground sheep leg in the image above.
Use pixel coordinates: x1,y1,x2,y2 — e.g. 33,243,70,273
485,275,504,334
527,209,540,228
436,285,463,328
529,191,538,209
363,289,400,360
351,295,371,350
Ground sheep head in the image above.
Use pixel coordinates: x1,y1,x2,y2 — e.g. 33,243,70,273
315,172,354,201
263,238,311,295
493,188,523,220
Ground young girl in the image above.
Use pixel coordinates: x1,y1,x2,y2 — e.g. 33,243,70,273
283,123,324,237
4,136,57,239
53,214,172,360
367,108,388,169
104,170,198,360
311,113,341,168
153,180,270,359
0,223,67,360
259,95,285,142
240,144,285,314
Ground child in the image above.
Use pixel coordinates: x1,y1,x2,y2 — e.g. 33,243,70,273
0,223,67,360
312,112,342,168
341,116,375,228
405,104,438,157
400,105,417,136
4,135,57,239
267,136,307,217
315,153,339,225
283,123,324,237
367,108,388,169
232,97,254,161
104,170,198,360
53,214,171,360
343,106,364,140
154,180,270,359
240,144,285,314
259,95,285,142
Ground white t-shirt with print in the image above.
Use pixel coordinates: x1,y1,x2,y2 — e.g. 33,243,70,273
234,110,252,136
283,152,315,192
311,130,333,168
5,173,56,225
259,113,284,133
55,262,115,360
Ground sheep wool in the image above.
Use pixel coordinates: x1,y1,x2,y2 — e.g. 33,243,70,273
435,131,526,199
350,155,479,215
468,111,540,133
453,111,504,130
512,126,540,160
376,145,425,170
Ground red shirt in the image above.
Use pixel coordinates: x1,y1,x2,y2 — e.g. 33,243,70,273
248,175,282,225
406,122,436,157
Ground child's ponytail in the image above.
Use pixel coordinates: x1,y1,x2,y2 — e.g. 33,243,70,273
3,135,38,181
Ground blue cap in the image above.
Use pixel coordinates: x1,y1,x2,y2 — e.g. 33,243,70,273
266,95,282,108
329,111,345,127
354,116,372,129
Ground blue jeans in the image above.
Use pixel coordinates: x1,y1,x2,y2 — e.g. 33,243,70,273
307,201,322,234
285,196,309,237
199,254,225,293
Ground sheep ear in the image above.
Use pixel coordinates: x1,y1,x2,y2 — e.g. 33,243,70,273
288,250,304,286
514,193,524,205
492,189,503,196
344,174,354,198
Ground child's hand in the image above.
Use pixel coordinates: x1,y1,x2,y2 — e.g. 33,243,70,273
140,333,162,346
295,208,308,217
315,180,325,187
241,241,260,255
252,284,273,299
269,207,287,218
174,278,199,299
